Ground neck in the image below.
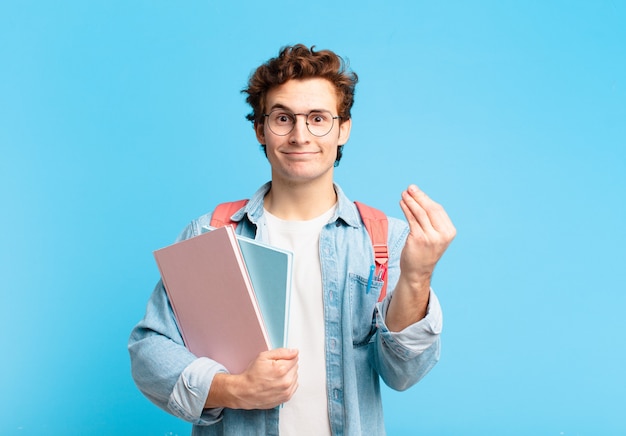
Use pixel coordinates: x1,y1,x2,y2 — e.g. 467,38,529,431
264,179,337,220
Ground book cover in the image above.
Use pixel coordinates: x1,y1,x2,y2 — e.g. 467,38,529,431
236,234,292,349
154,225,270,374
200,226,293,350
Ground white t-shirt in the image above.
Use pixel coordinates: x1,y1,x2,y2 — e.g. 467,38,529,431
266,206,336,436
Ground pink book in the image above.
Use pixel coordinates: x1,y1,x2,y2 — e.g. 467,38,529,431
153,225,270,374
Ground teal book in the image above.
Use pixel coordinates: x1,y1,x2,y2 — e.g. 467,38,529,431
236,235,292,349
202,226,292,350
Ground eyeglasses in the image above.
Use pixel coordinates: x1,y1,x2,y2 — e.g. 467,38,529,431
263,109,342,137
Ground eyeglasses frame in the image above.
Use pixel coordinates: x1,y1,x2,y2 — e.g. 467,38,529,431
262,109,342,137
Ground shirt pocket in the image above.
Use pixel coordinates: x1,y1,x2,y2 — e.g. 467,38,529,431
348,272,383,347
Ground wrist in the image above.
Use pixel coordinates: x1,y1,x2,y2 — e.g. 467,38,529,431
398,272,432,295
205,373,242,410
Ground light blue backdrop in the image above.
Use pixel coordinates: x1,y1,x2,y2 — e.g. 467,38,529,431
1,1,624,435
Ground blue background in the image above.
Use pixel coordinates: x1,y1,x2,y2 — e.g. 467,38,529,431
1,1,624,435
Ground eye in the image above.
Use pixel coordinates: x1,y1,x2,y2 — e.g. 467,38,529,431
308,111,329,124
273,112,294,125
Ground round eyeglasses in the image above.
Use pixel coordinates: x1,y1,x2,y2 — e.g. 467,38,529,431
263,109,342,137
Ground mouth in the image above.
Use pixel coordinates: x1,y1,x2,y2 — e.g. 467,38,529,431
282,151,319,158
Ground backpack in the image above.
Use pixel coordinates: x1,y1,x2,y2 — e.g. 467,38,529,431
210,200,389,302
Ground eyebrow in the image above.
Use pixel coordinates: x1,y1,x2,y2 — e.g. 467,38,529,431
268,103,330,113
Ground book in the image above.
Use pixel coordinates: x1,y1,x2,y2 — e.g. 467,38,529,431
153,225,292,374
228,232,292,350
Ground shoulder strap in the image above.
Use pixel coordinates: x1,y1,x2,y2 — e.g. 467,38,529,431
210,199,248,228
354,201,389,302
210,199,389,302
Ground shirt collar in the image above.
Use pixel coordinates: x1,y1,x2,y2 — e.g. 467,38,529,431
235,181,363,229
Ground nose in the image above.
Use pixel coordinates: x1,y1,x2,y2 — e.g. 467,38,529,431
288,114,310,143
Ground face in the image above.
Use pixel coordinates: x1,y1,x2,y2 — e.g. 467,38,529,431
255,78,351,187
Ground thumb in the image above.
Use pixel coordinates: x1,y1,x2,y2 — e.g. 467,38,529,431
264,347,299,360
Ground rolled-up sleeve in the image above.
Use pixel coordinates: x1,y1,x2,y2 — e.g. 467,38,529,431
375,289,442,357
169,358,228,425
370,289,442,391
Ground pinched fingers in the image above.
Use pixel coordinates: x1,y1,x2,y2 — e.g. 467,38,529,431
401,188,434,234
399,185,456,278
401,185,456,239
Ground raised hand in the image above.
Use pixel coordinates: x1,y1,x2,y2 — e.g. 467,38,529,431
399,184,456,282
387,185,456,331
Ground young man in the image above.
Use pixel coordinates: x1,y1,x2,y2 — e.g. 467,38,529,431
129,44,456,435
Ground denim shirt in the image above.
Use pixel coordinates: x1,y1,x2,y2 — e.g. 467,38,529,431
128,182,442,436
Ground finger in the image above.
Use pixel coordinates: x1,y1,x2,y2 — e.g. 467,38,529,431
400,201,434,243
406,185,440,217
399,198,421,232
401,190,435,234
405,185,454,234
286,378,299,399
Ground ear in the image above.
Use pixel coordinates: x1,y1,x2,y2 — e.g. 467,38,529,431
338,117,352,145
255,121,265,144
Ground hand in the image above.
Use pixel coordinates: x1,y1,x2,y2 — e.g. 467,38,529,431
386,185,455,331
205,348,299,410
399,185,456,284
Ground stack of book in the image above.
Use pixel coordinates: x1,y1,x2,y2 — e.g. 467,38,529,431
153,225,292,374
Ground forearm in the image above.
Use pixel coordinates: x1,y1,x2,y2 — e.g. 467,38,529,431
128,283,196,409
128,281,228,423
385,273,431,331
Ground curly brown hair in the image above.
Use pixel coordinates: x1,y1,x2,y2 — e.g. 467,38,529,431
242,44,359,165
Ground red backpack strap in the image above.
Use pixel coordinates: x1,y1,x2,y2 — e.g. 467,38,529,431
211,199,389,301
210,199,249,229
354,201,389,302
